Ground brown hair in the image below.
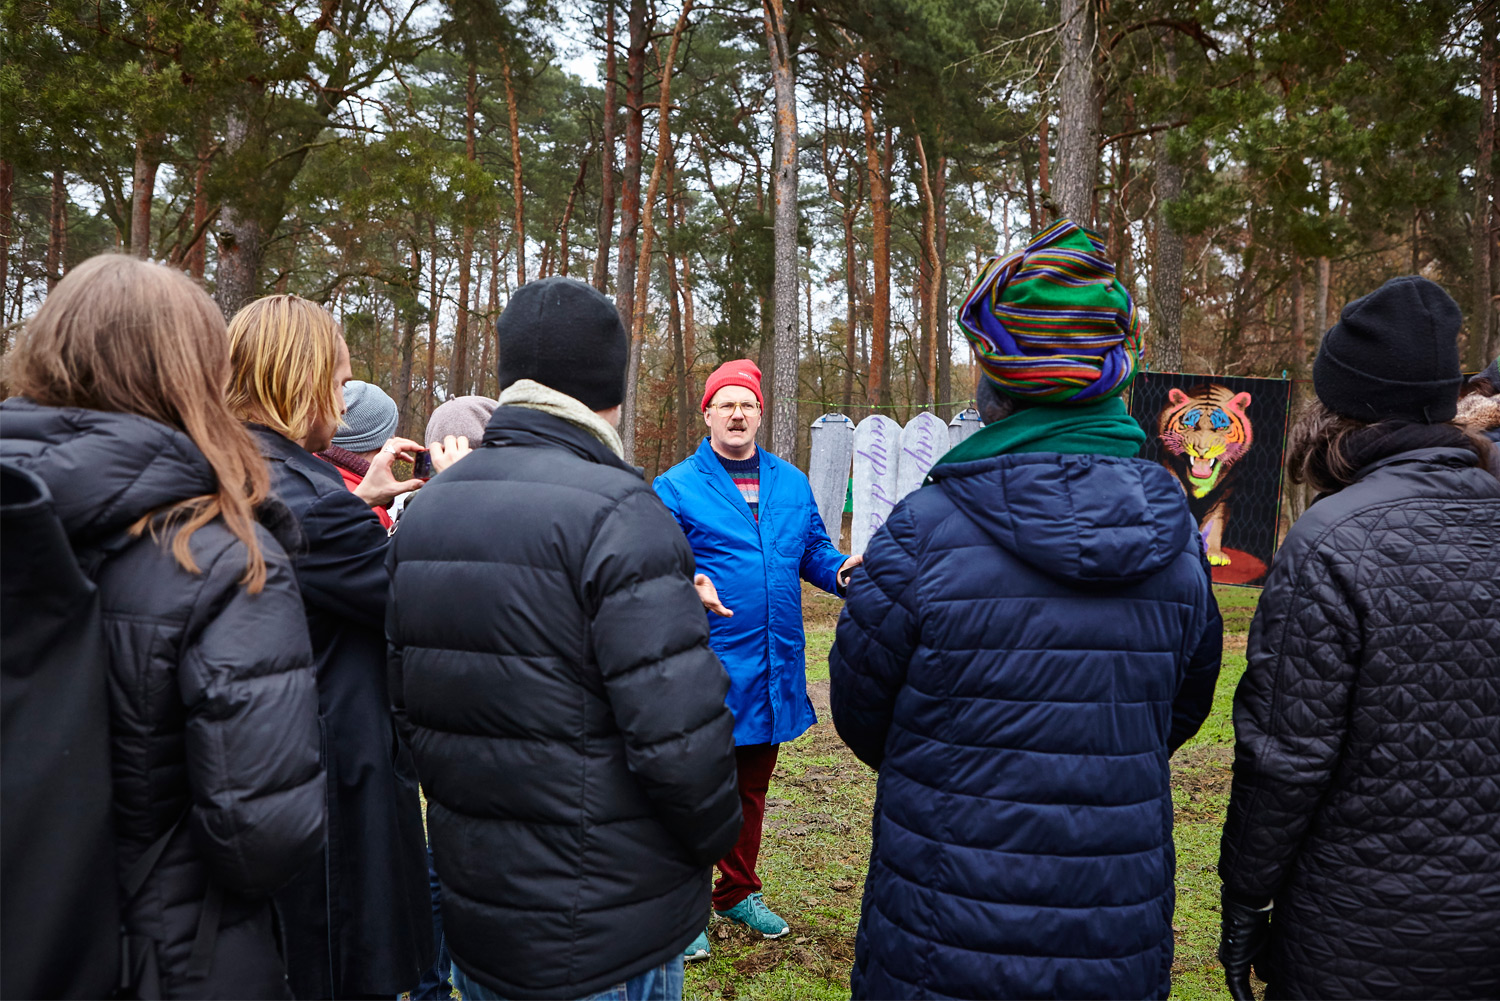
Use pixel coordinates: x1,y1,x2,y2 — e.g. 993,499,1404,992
226,295,344,444
4,255,271,591
1287,397,1494,495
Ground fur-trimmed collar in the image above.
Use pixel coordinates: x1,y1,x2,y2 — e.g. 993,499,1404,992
1457,392,1500,433
497,379,624,458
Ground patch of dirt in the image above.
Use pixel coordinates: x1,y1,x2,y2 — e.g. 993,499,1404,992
807,679,830,715
1172,745,1234,821
731,941,785,976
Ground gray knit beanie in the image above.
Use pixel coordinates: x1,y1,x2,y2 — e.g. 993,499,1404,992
425,395,498,446
334,381,399,452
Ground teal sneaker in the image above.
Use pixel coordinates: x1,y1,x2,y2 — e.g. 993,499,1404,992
715,892,790,939
683,928,711,962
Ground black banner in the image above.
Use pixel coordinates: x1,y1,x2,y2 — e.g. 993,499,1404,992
1128,372,1293,586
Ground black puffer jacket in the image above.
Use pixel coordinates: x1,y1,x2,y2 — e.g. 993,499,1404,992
1220,445,1500,1000
387,406,742,1000
0,400,324,999
247,425,434,999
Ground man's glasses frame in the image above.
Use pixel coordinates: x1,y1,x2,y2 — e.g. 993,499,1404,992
710,401,762,416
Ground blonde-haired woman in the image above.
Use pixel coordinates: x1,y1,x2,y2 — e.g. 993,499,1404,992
1,255,324,999
227,294,453,1000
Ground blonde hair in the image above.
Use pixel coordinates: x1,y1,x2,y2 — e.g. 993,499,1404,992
226,295,344,444
4,254,271,591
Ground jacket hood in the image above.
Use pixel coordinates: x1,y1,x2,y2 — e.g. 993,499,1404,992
928,451,1195,585
0,399,217,543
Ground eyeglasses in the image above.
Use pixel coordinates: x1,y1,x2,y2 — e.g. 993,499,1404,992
710,401,761,416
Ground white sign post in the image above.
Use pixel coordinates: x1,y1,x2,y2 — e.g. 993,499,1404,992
896,411,949,501
948,408,984,448
850,415,902,555
807,413,855,542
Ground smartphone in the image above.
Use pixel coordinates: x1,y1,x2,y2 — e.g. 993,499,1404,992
412,451,434,480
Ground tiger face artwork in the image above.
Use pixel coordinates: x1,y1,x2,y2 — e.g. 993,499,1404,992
1157,385,1254,566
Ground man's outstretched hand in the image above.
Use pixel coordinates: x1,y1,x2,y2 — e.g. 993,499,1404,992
837,554,864,591
694,574,733,617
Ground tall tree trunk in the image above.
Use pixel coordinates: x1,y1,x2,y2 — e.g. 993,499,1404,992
679,195,698,377
477,250,492,398
765,0,799,458
453,60,479,399
1472,4,1496,370
593,2,618,292
558,154,588,278
1055,0,1099,224
842,192,859,410
215,114,265,319
627,0,693,382
914,135,941,412
1315,256,1331,344
46,167,66,291
0,159,11,299
187,136,210,278
1152,43,1184,372
1290,255,1307,376
130,134,159,259
1021,139,1040,234
502,48,527,286
616,0,649,455
397,247,420,437
861,54,891,408
1037,72,1051,216
666,164,689,463
935,153,951,418
488,230,501,395
426,222,440,416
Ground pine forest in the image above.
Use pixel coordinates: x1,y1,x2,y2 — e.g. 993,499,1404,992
2,0,1497,476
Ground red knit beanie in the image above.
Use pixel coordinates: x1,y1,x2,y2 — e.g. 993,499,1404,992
700,359,764,411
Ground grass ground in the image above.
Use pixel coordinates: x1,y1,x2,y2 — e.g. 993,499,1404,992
683,584,1262,1001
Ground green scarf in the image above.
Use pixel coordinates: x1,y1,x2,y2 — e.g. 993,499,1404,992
931,396,1146,475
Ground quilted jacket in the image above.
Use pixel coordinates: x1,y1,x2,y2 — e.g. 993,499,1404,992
0,401,325,999
1219,445,1500,1000
830,451,1221,1000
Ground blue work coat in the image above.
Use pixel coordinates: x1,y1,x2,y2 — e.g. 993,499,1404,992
655,438,847,746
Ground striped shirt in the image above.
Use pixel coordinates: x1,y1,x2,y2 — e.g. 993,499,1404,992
717,451,760,520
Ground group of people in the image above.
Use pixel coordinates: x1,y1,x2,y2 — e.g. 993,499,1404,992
0,216,1495,1001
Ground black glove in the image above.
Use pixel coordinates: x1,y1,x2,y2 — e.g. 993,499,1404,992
1218,886,1272,1001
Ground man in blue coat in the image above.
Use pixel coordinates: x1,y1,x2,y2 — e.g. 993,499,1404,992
830,221,1222,1000
655,359,860,960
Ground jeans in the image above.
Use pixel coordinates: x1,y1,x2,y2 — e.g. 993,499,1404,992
450,957,684,1001
410,847,451,1000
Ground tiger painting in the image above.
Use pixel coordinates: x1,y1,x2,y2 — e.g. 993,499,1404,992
1157,384,1254,566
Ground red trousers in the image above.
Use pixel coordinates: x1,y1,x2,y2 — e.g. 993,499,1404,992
712,743,780,911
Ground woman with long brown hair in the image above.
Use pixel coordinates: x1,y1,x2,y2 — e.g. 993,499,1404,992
226,294,458,1000
1217,276,1500,1001
0,254,325,998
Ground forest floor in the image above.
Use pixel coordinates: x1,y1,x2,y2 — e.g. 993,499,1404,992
681,584,1262,1001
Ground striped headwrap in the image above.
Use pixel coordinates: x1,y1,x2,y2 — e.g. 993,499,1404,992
958,219,1141,403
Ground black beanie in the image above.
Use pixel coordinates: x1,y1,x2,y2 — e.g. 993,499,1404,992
496,277,628,411
1312,275,1463,423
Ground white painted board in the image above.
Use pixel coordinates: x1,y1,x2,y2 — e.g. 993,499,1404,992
850,415,902,555
948,408,984,448
896,411,949,500
807,413,855,542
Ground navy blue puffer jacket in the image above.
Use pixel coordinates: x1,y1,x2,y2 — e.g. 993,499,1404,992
830,451,1221,1000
